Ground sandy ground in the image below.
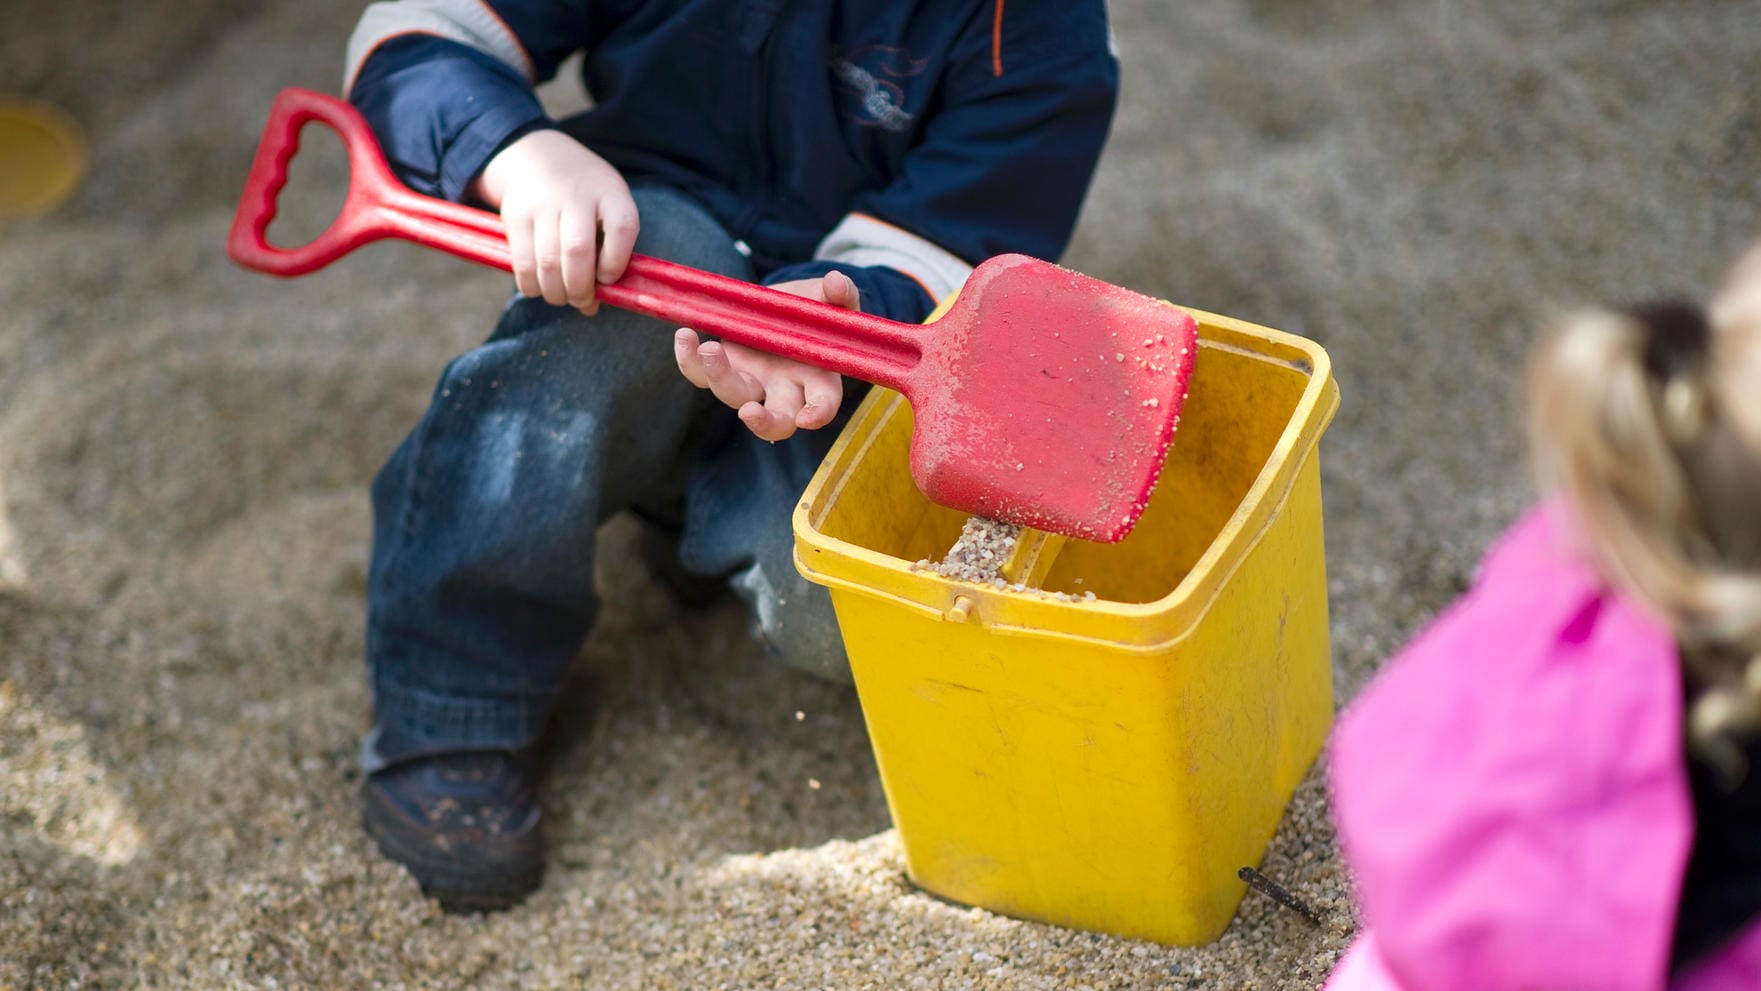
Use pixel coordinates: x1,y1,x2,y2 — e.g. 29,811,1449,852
5,1,1761,987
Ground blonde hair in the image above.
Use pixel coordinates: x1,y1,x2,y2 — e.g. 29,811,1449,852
1527,285,1761,782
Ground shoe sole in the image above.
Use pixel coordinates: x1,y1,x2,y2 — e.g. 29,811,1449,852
362,804,543,913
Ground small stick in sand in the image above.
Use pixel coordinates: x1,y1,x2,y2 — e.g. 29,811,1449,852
1237,865,1323,927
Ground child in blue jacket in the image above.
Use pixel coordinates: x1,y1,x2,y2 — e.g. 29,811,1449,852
344,0,1118,909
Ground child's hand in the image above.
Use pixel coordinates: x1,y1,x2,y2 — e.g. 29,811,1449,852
471,129,638,315
672,271,858,442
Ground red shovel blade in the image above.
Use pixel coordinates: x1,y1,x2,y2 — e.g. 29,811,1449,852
906,256,1197,542
225,87,1197,542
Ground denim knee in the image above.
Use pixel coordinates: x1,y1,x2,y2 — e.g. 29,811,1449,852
363,185,760,766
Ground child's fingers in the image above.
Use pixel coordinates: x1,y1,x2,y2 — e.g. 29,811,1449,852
504,213,540,299
597,195,640,285
679,337,829,441
759,377,807,430
739,401,797,442
673,328,710,387
823,270,861,311
697,341,766,410
796,371,843,430
558,204,598,310
531,210,569,306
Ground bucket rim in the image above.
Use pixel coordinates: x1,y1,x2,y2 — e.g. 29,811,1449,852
792,304,1339,650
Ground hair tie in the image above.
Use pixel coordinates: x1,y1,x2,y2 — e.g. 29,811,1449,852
1629,299,1712,444
1632,299,1711,378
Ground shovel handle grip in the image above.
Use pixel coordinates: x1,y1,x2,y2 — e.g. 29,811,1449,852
227,87,511,275
227,88,925,388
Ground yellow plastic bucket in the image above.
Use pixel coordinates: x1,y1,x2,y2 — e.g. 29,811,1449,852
792,304,1339,946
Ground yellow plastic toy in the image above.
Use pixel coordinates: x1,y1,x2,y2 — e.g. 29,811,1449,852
793,302,1339,945
0,101,85,218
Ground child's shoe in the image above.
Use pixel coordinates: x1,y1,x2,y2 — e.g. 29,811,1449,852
361,750,543,911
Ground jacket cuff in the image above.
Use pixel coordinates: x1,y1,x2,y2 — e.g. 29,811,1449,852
439,104,553,204
762,261,937,325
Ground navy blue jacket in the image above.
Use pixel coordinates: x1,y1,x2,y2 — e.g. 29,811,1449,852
346,0,1118,323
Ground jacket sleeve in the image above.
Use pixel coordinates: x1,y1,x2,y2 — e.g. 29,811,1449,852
1326,505,1694,991
342,1,599,202
765,3,1120,325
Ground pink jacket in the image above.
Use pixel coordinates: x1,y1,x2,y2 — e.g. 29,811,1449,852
1324,504,1761,991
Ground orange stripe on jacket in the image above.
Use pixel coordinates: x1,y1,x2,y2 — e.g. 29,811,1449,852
472,0,537,81
892,268,939,304
845,212,966,303
991,0,1005,77
347,28,449,94
850,211,928,244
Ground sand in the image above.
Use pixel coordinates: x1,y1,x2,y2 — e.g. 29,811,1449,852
914,517,1022,585
4,0,1760,987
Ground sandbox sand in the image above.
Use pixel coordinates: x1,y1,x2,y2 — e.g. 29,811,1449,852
5,1,1760,987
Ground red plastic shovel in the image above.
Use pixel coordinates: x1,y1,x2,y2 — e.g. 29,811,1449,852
227,88,1198,542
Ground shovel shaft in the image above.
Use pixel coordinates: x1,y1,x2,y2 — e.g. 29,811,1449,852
605,261,922,389
228,87,924,390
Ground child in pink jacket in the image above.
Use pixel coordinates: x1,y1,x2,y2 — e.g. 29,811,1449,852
1324,255,1761,990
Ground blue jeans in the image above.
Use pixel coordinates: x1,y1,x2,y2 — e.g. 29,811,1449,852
363,186,853,772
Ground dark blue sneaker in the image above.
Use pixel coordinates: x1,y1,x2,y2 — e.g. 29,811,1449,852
362,750,543,912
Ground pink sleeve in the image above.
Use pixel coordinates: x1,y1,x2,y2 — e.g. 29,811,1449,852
1327,505,1693,991
1324,934,1410,991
